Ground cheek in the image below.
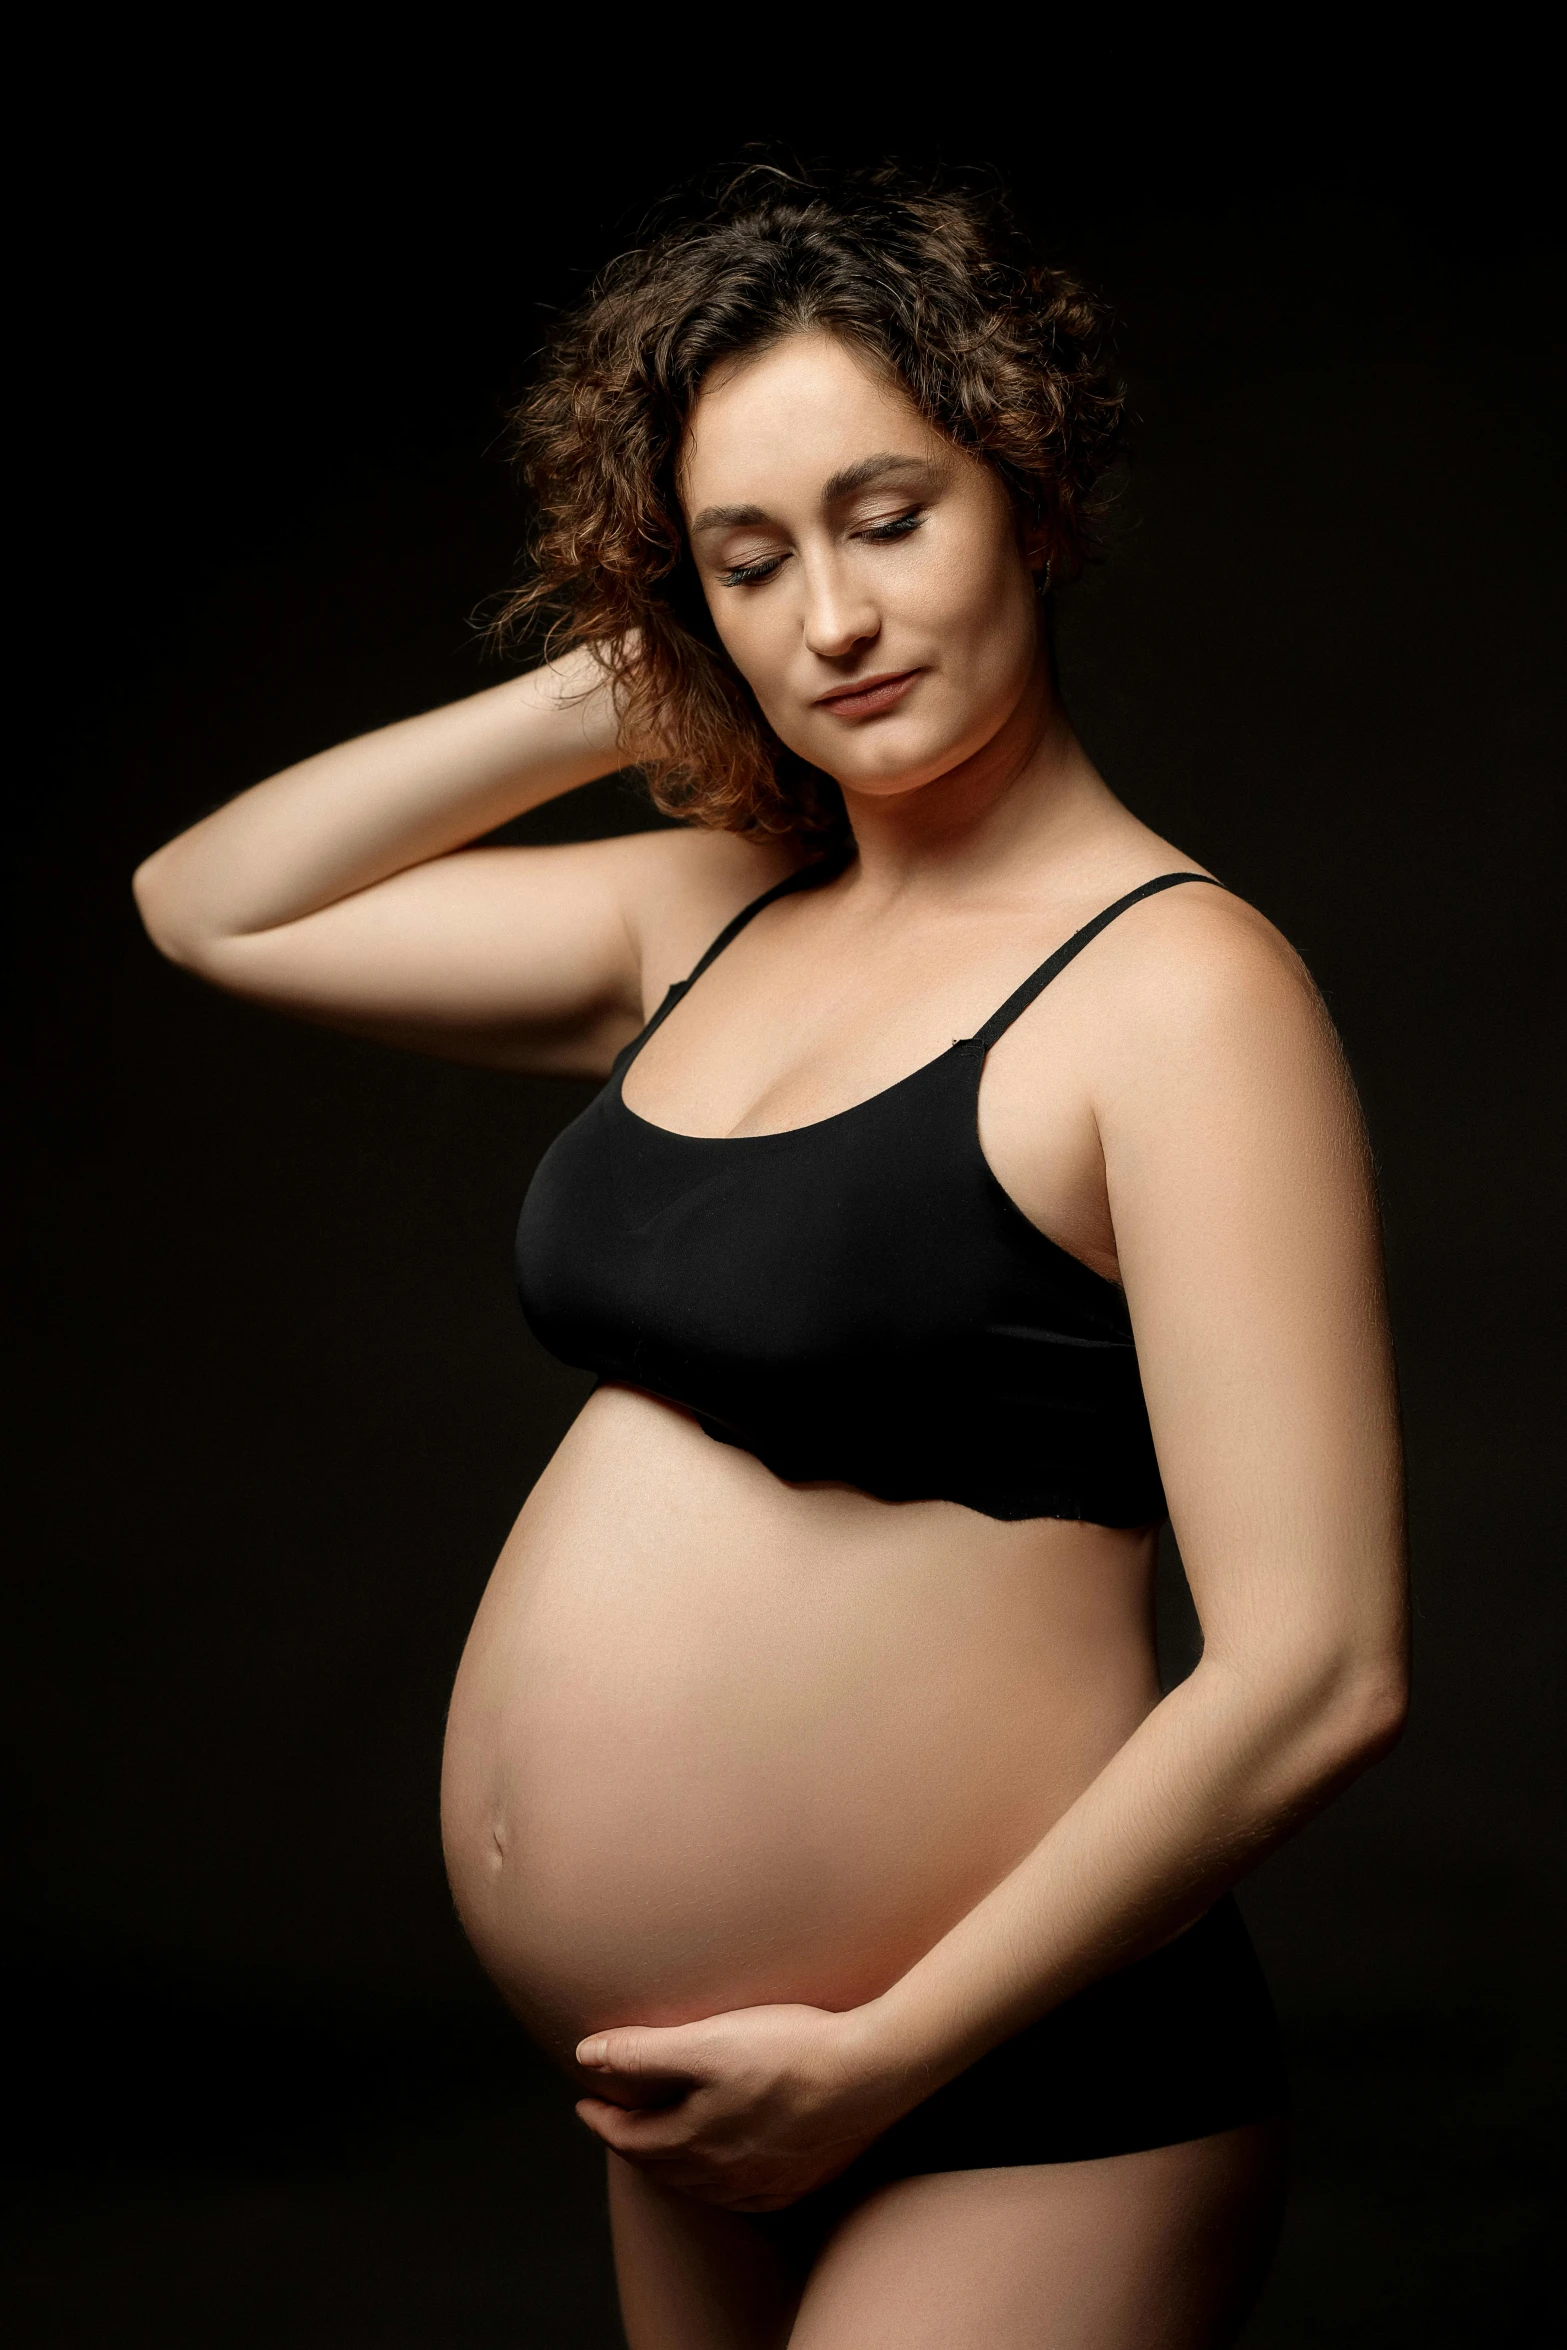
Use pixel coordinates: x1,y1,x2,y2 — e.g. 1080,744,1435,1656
946,517,1035,634
705,597,786,709
912,531,1038,702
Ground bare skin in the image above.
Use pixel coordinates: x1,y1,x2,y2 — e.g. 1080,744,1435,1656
607,2126,1289,2350
134,328,1407,2343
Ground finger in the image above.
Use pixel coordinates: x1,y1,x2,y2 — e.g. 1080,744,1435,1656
574,2097,693,2159
575,2023,710,2080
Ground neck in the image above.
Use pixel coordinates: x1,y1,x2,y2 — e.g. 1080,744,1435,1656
834,655,1115,903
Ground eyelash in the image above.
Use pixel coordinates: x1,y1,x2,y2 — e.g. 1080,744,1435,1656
719,508,925,588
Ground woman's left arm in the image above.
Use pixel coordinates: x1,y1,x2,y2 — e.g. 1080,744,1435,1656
576,899,1408,2202
847,899,1409,2080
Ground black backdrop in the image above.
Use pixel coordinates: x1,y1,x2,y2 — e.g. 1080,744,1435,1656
9,62,1563,2349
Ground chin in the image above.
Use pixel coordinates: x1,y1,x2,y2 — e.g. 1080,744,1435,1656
833,739,984,798
799,719,958,791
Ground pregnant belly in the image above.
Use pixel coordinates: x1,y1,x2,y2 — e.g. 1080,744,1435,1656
440,1388,1158,2075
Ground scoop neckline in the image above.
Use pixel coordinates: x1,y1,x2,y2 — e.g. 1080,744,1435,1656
607,1035,1127,1302
613,1035,977,1148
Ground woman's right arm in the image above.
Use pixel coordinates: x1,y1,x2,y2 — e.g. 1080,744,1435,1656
133,649,771,1073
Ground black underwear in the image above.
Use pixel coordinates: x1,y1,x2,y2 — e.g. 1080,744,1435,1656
764,1896,1285,2242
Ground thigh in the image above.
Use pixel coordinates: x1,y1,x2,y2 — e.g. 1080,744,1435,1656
785,2122,1288,2350
608,2150,806,2350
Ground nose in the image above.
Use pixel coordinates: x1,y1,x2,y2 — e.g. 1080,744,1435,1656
801,555,879,662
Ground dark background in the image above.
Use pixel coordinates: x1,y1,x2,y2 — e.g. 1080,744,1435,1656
9,49,1563,2349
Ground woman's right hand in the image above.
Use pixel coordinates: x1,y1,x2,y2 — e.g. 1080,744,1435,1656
131,648,792,1076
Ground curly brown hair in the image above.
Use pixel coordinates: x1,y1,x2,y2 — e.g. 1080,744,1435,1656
500,161,1125,843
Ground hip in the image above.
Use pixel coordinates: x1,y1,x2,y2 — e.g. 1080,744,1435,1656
762,1896,1286,2253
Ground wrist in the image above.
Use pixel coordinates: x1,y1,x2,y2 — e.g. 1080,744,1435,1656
830,1993,959,2126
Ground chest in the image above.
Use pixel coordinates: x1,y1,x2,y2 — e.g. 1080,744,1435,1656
622,949,1120,1284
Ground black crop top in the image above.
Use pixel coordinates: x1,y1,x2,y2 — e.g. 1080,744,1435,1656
515,866,1219,1526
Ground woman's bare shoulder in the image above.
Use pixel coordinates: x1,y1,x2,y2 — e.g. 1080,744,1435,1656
1117,872,1327,1028
609,823,808,995
1081,866,1359,1143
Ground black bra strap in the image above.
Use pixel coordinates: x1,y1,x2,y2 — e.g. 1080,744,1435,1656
622,858,839,1064
972,872,1222,1051
680,860,837,993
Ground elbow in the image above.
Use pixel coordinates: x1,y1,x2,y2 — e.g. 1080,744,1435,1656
131,850,174,954
132,850,206,971
1303,1643,1409,1787
1333,1659,1408,1768
1219,1637,1409,1802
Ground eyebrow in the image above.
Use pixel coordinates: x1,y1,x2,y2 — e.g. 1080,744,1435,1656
689,452,940,536
821,451,938,504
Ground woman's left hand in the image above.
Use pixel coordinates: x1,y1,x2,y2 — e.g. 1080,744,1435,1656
573,2001,913,2211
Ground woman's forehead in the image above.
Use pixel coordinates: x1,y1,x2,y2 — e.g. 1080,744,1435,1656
678,333,949,513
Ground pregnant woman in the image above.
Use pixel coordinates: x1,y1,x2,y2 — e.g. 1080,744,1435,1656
133,165,1408,2346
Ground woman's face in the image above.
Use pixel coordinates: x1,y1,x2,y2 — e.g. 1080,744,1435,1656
679,330,1046,800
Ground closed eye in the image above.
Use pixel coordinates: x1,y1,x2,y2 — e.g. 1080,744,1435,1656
718,509,924,587
859,509,925,543
719,553,789,587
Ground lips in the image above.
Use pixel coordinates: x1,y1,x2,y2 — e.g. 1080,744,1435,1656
814,669,921,719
